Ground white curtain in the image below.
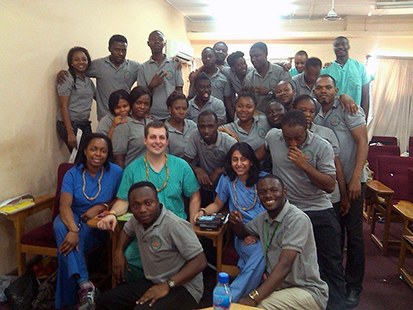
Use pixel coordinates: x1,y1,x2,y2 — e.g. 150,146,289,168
367,57,413,153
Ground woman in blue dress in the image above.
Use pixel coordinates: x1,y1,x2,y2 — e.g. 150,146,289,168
194,142,266,302
53,133,123,309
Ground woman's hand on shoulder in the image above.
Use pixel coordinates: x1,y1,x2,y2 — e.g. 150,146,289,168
112,116,128,128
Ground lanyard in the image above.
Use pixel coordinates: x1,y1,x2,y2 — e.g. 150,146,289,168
265,221,280,264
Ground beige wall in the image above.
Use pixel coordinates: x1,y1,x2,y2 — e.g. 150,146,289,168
0,0,188,274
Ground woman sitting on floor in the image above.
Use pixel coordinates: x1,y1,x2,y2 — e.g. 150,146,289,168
53,133,123,309
194,142,267,302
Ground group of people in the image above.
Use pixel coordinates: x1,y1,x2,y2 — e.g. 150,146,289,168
53,30,372,310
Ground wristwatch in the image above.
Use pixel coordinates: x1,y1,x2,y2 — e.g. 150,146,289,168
167,279,176,289
248,289,259,303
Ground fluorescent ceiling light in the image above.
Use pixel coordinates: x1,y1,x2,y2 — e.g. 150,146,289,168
204,0,296,37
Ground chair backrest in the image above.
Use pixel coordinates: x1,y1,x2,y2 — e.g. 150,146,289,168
409,137,413,148
52,163,75,219
408,168,413,203
370,136,398,146
367,145,400,178
376,156,413,201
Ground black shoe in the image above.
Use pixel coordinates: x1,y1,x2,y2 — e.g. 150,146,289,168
346,290,360,309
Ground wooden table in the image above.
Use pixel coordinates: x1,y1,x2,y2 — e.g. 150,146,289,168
199,303,257,309
194,223,228,279
0,194,55,275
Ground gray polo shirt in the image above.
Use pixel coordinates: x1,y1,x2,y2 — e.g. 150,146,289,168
86,57,140,121
314,98,367,183
123,205,204,303
310,123,341,204
189,68,231,101
292,72,313,97
137,55,184,120
165,119,198,158
220,115,271,151
96,114,115,135
96,114,133,137
221,66,254,95
245,62,292,112
57,74,95,122
187,96,227,124
184,131,237,175
245,200,328,310
265,129,336,211
112,117,153,166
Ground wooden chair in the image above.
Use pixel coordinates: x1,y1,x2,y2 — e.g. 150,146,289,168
16,163,74,275
367,145,400,179
370,135,398,146
364,145,400,223
221,226,240,278
394,200,413,290
369,156,413,255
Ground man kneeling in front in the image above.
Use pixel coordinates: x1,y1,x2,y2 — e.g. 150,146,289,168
96,181,207,310
231,175,328,310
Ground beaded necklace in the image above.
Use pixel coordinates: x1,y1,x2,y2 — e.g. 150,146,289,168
144,154,169,192
232,177,258,211
82,167,104,201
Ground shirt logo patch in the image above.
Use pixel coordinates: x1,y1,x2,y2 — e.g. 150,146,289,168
215,80,223,89
330,115,341,126
258,128,267,139
124,70,131,80
165,70,174,80
269,78,278,88
150,236,162,251
302,149,314,162
214,149,226,159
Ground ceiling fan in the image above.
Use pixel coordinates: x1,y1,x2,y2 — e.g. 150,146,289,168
324,0,342,21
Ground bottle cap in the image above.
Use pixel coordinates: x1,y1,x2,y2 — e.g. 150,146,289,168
218,272,229,284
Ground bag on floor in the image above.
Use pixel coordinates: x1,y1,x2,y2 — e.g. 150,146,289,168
32,269,58,310
5,270,39,310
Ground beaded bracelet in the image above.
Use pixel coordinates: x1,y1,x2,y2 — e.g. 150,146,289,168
106,211,118,219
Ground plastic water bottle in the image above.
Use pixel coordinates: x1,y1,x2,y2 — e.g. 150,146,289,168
213,272,231,310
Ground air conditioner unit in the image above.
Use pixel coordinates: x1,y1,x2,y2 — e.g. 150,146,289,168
165,39,194,63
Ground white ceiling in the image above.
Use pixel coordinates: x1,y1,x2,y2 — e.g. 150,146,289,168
166,0,413,22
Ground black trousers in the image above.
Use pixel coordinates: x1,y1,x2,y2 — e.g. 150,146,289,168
333,183,366,294
305,208,346,310
56,120,91,153
96,278,198,310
